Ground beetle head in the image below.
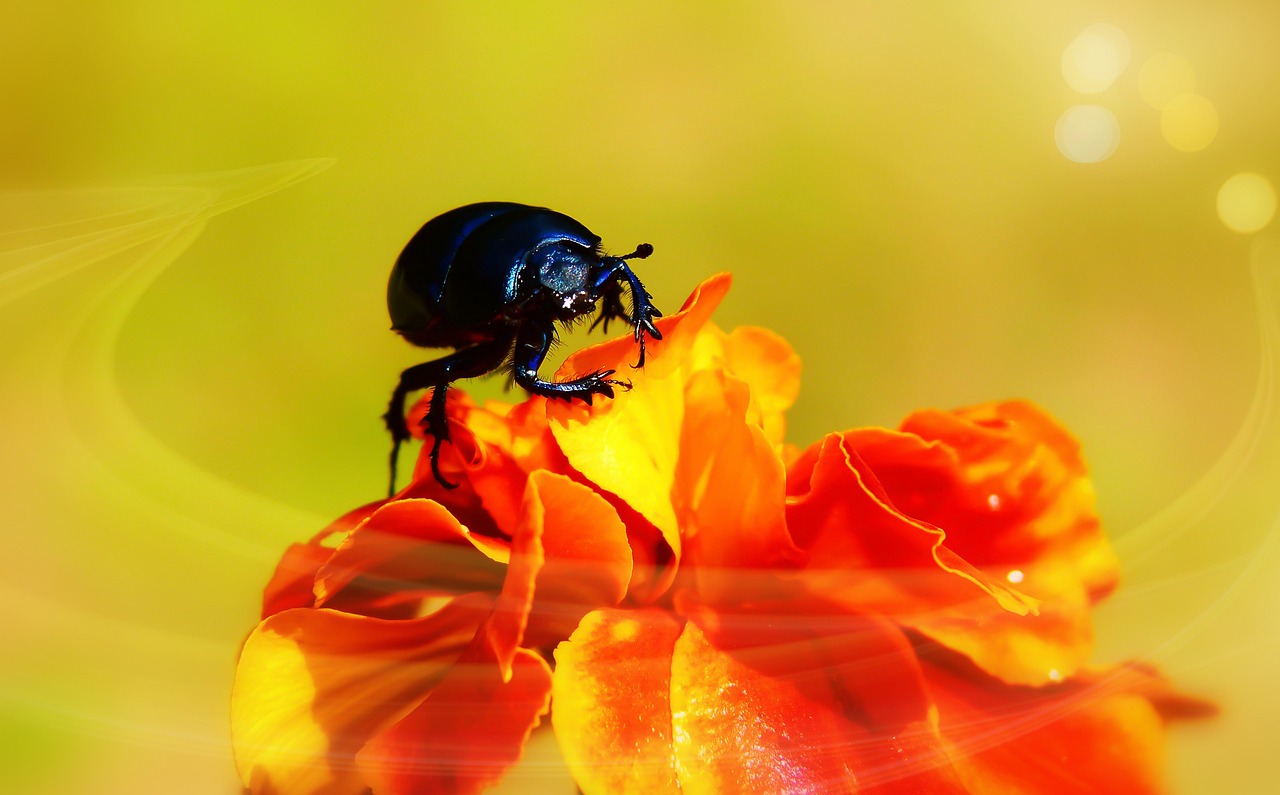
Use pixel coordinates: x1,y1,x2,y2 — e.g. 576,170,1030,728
534,240,596,313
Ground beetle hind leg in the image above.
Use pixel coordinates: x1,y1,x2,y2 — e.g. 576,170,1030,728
384,336,514,495
422,383,453,490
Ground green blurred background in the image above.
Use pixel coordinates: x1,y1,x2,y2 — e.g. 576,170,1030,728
3,1,1279,792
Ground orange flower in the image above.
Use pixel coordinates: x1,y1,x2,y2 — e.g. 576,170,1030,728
232,274,1208,794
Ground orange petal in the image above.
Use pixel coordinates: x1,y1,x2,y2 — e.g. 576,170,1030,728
893,400,1117,600
674,601,937,730
669,616,966,794
691,324,802,447
425,393,574,539
358,646,553,795
399,390,568,542
549,274,733,562
521,470,633,646
597,487,678,605
396,468,508,542
919,644,1175,794
551,608,685,795
232,596,490,794
845,402,1118,684
787,433,1037,619
904,593,1095,690
553,607,967,794
397,420,525,541
465,395,566,475
484,479,545,680
473,469,636,678
673,369,799,605
314,499,506,617
261,541,333,618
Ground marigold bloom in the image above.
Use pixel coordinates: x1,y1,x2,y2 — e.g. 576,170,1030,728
232,274,1207,794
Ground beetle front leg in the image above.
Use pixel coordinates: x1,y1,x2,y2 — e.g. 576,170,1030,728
589,278,630,335
592,259,663,368
384,336,514,495
513,323,630,403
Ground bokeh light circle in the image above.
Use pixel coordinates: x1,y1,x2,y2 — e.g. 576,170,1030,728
1161,93,1219,152
1217,172,1277,234
1055,105,1120,163
1139,53,1197,109
1062,24,1131,94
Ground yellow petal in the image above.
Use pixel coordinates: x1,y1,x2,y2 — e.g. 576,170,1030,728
549,274,732,563
232,597,489,794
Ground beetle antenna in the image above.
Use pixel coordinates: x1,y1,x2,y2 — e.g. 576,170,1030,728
620,242,654,260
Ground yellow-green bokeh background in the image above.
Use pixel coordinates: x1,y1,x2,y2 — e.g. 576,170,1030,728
4,2,1280,793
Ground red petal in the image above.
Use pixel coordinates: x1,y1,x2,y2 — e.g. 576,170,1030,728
787,433,1036,618
890,401,1117,601
920,643,1177,794
359,646,553,795
843,402,1119,685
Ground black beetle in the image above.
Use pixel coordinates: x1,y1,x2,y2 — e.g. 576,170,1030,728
383,202,662,494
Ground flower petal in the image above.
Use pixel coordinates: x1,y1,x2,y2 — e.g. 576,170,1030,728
552,608,685,795
673,369,800,604
787,433,1037,618
520,470,633,647
261,541,334,618
669,616,966,794
893,400,1117,599
919,642,1176,794
690,324,801,447
549,274,732,562
313,499,507,617
553,607,967,795
462,468,635,680
358,645,553,795
399,398,528,541
232,596,490,794
847,401,1118,684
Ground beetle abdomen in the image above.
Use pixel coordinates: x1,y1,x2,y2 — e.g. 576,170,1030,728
387,202,528,335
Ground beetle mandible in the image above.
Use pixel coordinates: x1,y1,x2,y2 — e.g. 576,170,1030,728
383,202,662,495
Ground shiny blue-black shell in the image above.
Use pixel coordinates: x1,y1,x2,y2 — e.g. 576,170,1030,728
387,202,601,346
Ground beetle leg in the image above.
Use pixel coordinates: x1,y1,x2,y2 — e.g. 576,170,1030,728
384,336,514,495
513,322,630,402
588,278,629,334
591,259,663,368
